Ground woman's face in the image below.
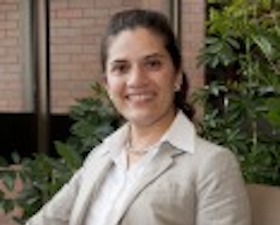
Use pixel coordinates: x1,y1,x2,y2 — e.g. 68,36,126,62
104,27,180,128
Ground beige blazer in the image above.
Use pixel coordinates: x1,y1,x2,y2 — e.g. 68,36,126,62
26,137,251,225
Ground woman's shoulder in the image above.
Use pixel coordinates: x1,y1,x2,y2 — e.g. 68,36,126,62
82,143,109,166
193,136,239,169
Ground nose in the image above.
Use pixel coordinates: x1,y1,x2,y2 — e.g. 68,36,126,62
127,65,148,87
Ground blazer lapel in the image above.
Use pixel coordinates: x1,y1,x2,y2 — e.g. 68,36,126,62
107,143,184,225
70,151,113,225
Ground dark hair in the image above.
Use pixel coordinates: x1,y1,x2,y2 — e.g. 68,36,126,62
100,9,194,119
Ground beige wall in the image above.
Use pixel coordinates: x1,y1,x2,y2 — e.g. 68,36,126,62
0,0,23,112
0,0,205,114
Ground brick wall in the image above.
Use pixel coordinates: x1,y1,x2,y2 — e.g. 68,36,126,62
181,0,205,118
182,0,205,95
0,0,23,112
0,0,205,114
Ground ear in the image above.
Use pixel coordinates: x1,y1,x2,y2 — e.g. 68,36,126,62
174,71,183,91
100,75,108,90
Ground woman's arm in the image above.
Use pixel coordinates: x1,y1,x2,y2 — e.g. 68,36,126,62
196,148,251,225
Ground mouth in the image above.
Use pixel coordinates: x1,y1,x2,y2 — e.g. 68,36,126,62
125,92,155,102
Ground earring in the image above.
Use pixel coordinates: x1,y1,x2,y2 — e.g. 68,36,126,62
174,84,180,92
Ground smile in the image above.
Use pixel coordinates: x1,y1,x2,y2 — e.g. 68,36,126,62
126,93,155,102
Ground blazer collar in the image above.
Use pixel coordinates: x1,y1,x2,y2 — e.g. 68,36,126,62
102,110,196,157
106,142,180,225
161,110,195,154
70,151,113,225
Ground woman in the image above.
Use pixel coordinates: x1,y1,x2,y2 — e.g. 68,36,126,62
26,9,251,225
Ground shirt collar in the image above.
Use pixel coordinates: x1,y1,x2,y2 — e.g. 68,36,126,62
102,123,130,159
102,110,196,156
159,110,195,154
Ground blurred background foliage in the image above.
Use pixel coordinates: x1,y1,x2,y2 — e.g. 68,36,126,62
196,0,280,184
0,0,279,223
0,83,123,223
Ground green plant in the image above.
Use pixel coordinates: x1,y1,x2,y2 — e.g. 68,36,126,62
0,82,122,223
0,150,81,223
196,0,280,185
60,82,123,157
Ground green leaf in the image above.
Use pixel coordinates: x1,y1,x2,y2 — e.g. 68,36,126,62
0,156,8,167
0,191,5,201
55,141,82,170
11,152,21,164
2,199,15,213
252,33,273,59
2,171,16,191
206,41,224,54
265,97,280,127
227,37,240,49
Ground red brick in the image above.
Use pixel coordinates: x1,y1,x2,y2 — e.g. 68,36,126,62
68,0,94,8
82,8,109,17
51,54,71,64
123,0,142,7
0,13,5,20
0,30,5,38
0,37,18,46
51,18,69,28
0,55,18,63
50,11,56,19
51,62,82,71
50,1,68,10
0,21,18,29
82,45,99,53
51,27,80,37
50,72,70,80
6,11,20,20
6,29,20,37
6,47,20,55
0,47,5,56
5,64,21,73
94,0,122,8
70,53,95,62
51,36,71,44
56,8,83,18
2,0,19,3
69,18,94,27
0,3,18,12
51,44,83,54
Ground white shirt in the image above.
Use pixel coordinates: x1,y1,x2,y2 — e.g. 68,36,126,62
84,111,194,225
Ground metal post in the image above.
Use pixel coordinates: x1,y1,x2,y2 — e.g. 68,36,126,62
33,0,50,153
21,0,34,112
168,0,181,46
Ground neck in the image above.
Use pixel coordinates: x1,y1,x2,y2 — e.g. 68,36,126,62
129,108,176,151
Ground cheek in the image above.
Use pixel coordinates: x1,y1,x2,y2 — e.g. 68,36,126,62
105,77,124,98
157,73,177,92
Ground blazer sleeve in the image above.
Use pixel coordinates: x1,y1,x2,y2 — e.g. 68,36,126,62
25,168,82,225
196,148,251,225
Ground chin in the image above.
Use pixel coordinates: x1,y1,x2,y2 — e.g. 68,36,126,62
125,111,157,126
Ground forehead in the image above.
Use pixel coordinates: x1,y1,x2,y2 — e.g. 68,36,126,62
106,28,167,62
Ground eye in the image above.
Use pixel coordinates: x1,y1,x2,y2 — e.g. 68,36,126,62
111,63,130,75
145,58,162,71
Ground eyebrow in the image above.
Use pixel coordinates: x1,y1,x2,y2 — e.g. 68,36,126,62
108,59,128,68
108,52,166,66
110,59,127,64
144,53,166,60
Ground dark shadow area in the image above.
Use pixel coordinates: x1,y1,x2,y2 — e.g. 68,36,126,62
49,114,73,156
0,113,73,161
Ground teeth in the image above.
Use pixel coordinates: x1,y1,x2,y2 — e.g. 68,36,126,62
128,94,153,101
